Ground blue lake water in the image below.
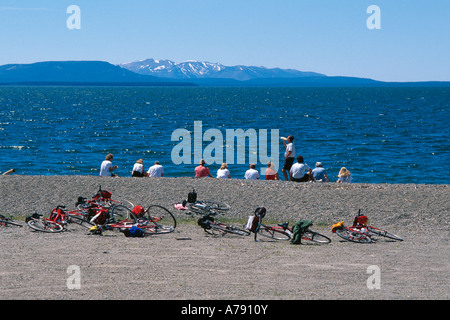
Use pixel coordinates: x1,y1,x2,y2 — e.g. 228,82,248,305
0,86,449,184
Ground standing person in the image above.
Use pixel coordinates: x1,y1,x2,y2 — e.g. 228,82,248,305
132,159,147,177
337,167,353,183
100,154,118,177
290,155,312,182
281,135,295,180
216,163,231,179
265,161,279,180
195,159,213,178
311,162,329,182
244,163,260,180
147,161,164,177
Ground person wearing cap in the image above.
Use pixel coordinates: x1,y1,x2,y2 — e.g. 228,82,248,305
311,162,329,182
195,159,213,178
100,154,118,177
132,159,147,177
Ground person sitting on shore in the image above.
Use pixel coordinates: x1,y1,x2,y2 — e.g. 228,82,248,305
244,163,260,180
100,154,118,177
265,162,279,180
337,167,353,183
147,161,164,177
216,163,231,179
290,155,312,182
195,159,213,178
311,162,329,182
132,159,148,177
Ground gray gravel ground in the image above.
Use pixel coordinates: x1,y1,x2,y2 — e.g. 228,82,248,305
0,175,449,301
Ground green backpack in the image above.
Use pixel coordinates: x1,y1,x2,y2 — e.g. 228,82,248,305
291,219,313,244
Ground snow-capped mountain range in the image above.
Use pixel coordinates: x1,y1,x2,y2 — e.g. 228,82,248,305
2,60,447,87
119,58,325,81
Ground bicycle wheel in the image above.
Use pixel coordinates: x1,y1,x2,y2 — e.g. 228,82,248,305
113,199,134,210
209,223,250,236
367,226,403,241
27,219,64,233
201,200,230,211
141,205,176,234
110,204,131,222
257,225,291,240
335,227,371,243
302,230,331,244
67,214,95,228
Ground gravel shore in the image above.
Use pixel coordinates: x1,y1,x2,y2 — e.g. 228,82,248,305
0,175,449,301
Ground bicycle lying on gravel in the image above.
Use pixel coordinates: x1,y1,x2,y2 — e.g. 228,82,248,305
180,189,231,216
197,212,250,237
82,186,134,210
249,207,331,244
26,204,102,233
100,204,177,235
26,208,67,233
332,210,403,243
0,214,23,227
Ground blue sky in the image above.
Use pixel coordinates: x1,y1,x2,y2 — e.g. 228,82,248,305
0,0,449,81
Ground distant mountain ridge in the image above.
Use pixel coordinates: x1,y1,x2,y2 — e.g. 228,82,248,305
119,58,325,81
0,61,194,86
0,59,449,87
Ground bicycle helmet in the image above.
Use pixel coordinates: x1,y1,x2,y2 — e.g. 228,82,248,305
254,207,266,219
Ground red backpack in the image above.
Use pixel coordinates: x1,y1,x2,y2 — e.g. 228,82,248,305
132,206,146,219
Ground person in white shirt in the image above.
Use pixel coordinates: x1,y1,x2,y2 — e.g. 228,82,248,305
100,154,118,177
281,135,295,180
216,163,231,179
147,161,164,177
132,159,147,177
336,167,353,183
244,163,260,180
290,155,312,182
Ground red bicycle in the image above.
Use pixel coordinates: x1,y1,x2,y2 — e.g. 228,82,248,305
26,207,67,233
332,210,403,243
99,204,177,235
87,186,134,210
27,205,100,233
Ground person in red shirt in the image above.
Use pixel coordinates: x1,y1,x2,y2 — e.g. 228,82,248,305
194,159,213,178
265,161,279,180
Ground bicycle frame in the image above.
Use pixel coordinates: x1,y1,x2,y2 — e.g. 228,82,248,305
48,206,70,226
255,223,291,241
0,215,22,227
49,205,98,229
105,207,175,235
336,225,372,243
90,186,132,209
